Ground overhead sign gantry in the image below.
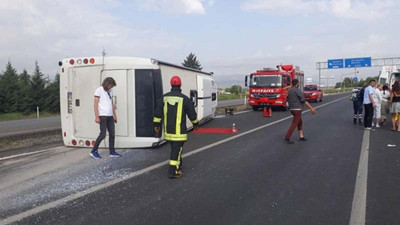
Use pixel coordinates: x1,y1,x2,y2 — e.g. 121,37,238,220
316,57,400,87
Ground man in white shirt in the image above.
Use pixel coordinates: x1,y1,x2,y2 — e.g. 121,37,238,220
90,77,121,159
363,79,376,130
373,84,383,127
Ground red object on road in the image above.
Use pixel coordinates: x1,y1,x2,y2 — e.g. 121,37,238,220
192,127,239,134
268,108,272,117
263,107,267,117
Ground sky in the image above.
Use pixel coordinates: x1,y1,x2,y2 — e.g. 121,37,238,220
1,0,400,87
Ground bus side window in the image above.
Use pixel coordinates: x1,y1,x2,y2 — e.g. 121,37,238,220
190,90,198,107
212,93,216,101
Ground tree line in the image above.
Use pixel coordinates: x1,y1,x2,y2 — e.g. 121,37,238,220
0,53,203,115
0,61,59,114
334,76,379,89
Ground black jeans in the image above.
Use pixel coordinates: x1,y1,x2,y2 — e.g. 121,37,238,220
364,104,373,128
92,116,115,153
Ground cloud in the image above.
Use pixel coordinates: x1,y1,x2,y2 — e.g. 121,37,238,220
241,0,397,20
285,45,294,51
131,0,207,15
0,0,183,77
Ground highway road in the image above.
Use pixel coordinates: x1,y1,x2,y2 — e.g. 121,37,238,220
1,92,399,225
0,117,61,137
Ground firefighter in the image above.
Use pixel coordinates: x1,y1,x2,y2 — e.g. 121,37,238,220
153,75,199,179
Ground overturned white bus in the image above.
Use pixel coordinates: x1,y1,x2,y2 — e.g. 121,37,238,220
59,57,217,148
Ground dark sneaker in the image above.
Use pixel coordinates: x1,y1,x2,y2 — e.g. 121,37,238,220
169,170,183,179
284,138,294,144
90,151,102,159
109,152,122,157
299,137,307,141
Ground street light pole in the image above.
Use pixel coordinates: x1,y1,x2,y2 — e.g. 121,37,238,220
316,62,322,88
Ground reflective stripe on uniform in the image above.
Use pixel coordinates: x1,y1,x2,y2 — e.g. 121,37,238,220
163,96,184,136
170,160,180,166
165,133,187,141
176,100,183,134
153,117,162,123
191,119,199,124
177,146,183,162
163,98,168,128
164,96,183,104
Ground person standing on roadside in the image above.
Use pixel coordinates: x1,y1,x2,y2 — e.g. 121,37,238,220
90,77,122,159
355,84,368,125
373,83,383,127
380,84,390,126
284,79,317,144
351,88,363,124
389,81,400,131
363,79,376,130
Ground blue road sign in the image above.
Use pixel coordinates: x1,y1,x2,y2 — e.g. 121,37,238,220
353,77,358,82
345,57,371,68
327,59,344,69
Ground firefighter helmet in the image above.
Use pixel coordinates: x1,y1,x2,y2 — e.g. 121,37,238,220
170,76,182,86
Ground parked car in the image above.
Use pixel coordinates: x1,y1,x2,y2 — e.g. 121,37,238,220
304,85,323,102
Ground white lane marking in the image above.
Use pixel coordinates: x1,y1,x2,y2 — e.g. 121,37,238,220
0,96,348,225
0,146,66,161
349,130,369,225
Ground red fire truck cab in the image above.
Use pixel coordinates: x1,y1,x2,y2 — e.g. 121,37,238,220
245,65,304,111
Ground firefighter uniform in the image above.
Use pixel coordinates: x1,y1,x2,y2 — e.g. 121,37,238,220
153,76,198,178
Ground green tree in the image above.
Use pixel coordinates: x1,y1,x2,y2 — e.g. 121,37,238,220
343,78,352,87
0,61,20,112
30,61,48,112
44,73,60,113
18,69,34,113
230,85,243,94
0,71,3,113
19,69,31,87
182,52,203,70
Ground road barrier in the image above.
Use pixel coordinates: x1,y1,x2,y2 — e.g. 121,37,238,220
0,128,62,152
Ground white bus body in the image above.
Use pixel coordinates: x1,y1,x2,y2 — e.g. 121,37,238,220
59,57,217,148
378,66,400,86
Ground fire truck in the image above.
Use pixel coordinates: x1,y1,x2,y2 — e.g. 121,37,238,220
245,65,304,111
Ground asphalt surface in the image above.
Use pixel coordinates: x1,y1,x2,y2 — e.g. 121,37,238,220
1,93,399,225
0,117,61,137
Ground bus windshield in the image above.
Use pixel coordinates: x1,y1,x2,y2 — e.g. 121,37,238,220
251,75,282,88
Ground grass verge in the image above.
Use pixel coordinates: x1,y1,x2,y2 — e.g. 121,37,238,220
0,112,59,122
0,129,62,151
